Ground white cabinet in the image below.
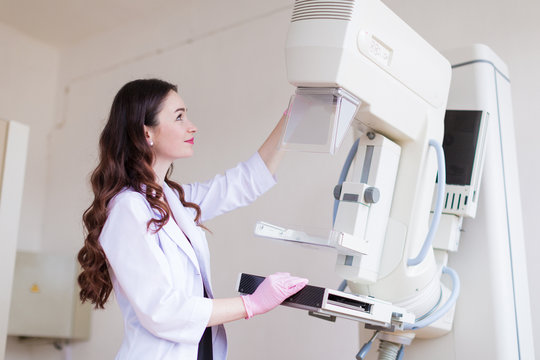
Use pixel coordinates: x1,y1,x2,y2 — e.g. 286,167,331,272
8,252,91,340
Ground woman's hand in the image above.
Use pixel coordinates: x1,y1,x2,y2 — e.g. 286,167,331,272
241,272,308,318
206,272,308,326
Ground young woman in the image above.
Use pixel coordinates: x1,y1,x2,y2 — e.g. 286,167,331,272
77,79,308,360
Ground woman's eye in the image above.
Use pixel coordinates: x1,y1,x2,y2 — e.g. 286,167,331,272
177,114,184,121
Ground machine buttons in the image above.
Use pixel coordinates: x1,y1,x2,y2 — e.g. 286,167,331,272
333,184,342,200
364,187,380,204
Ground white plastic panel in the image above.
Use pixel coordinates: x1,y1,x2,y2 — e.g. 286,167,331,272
0,120,28,357
282,88,360,154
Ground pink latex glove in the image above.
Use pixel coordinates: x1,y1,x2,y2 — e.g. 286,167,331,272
241,272,308,319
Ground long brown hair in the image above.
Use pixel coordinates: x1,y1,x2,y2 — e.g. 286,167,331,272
78,79,203,309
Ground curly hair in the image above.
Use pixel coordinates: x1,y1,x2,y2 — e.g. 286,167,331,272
77,79,203,309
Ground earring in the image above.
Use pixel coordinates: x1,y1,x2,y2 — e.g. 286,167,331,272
149,140,154,147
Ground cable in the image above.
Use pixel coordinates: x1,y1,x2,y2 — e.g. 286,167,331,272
396,345,404,360
356,331,379,359
407,139,446,266
404,266,460,330
415,287,442,322
338,279,348,292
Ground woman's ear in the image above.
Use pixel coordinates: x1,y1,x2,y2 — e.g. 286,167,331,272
143,125,154,146
143,125,151,138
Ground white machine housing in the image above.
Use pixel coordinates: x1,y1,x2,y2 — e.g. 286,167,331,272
258,1,535,358
255,1,536,358
283,0,451,307
411,44,534,360
353,44,535,359
255,0,453,339
334,132,401,283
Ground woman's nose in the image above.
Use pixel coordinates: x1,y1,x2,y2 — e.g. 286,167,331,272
188,119,197,133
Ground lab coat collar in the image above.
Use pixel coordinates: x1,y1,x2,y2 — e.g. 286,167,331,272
160,183,202,275
162,183,215,298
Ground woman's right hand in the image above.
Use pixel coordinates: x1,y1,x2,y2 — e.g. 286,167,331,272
241,272,308,318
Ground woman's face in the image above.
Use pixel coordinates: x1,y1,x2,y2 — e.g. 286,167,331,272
148,90,197,164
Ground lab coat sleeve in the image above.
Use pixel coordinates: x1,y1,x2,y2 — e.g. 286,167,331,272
183,152,277,222
100,192,213,344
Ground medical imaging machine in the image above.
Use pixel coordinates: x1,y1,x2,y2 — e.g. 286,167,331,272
238,0,535,359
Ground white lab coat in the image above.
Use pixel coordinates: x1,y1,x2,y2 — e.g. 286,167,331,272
100,153,276,360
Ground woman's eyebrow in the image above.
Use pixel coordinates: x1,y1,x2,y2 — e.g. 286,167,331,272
175,107,186,113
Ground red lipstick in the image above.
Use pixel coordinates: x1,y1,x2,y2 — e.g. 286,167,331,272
185,138,194,144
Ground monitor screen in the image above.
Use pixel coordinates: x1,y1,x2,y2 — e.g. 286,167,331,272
442,110,483,186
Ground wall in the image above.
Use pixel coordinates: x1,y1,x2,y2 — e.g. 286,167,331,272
0,23,59,252
4,0,540,359
0,22,59,360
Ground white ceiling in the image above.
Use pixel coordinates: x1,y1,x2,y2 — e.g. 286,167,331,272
0,0,184,48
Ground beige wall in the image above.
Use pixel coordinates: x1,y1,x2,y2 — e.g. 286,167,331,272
0,21,59,360
3,0,540,359
0,22,58,252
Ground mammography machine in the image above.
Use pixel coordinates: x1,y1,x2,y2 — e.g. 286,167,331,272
239,0,535,358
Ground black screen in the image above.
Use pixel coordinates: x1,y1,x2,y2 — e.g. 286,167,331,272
442,110,483,186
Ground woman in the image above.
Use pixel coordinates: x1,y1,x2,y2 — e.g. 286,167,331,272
77,78,308,360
